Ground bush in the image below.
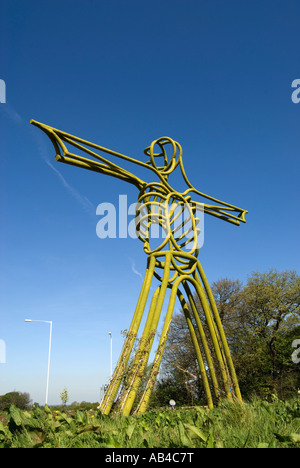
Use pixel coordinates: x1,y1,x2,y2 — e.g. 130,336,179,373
0,392,31,411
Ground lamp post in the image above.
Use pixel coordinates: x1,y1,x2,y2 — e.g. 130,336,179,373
25,319,52,405
108,332,112,379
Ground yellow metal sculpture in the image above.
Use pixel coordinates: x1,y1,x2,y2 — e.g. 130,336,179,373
31,119,247,415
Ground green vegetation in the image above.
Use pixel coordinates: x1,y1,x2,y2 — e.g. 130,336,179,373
1,269,298,447
0,398,299,448
158,270,300,405
0,392,31,411
60,388,69,407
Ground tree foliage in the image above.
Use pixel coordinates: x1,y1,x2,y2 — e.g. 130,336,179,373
60,388,69,406
153,269,300,405
0,392,31,411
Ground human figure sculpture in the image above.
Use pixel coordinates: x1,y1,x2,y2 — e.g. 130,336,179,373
31,119,247,415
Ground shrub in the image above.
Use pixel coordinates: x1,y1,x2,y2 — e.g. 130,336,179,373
0,392,31,411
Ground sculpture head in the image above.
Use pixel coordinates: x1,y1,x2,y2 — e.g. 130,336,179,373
144,137,182,179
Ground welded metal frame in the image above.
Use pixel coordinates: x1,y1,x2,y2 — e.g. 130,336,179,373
31,119,247,415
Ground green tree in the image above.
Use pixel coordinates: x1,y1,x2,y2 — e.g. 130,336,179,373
60,387,69,406
157,270,300,404
0,392,31,410
237,269,300,398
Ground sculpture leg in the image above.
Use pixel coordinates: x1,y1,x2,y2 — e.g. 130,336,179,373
136,275,184,414
180,280,221,404
115,285,160,413
120,252,172,416
99,254,156,415
176,288,214,409
136,269,239,413
195,261,243,403
188,272,232,401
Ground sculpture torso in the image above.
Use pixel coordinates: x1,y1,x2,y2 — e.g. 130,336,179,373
136,182,201,258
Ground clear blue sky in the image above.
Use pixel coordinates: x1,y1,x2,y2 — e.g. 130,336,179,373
0,0,299,405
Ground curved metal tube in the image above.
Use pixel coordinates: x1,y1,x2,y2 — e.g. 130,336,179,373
31,119,246,414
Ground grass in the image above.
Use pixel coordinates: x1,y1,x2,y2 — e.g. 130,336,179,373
0,397,299,448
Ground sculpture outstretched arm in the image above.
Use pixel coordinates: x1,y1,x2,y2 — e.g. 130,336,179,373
185,187,247,226
31,120,248,226
201,202,247,226
30,120,148,189
179,160,247,226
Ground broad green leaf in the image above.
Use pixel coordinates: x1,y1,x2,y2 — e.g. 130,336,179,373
9,405,23,426
44,404,51,414
290,433,300,443
206,429,215,448
0,421,7,434
126,423,136,440
184,423,206,441
257,442,269,448
178,420,192,447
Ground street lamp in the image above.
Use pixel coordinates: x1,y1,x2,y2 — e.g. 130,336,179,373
108,332,112,379
25,319,52,405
